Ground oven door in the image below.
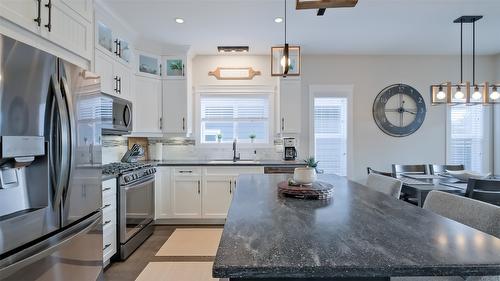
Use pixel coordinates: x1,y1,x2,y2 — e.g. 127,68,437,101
119,176,154,244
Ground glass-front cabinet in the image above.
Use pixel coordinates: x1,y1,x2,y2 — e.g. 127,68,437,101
96,20,132,65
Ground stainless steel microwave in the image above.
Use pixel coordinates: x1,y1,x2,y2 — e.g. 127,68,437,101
101,93,132,135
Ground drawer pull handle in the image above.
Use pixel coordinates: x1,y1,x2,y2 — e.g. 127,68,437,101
103,220,112,226
103,243,111,251
101,204,111,210
198,180,201,194
102,187,112,192
179,170,193,174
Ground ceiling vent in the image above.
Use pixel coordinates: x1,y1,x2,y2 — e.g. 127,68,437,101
217,46,249,53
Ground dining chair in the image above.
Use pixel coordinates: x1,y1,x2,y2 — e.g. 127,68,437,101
423,190,500,238
366,167,393,177
365,173,402,199
465,179,500,207
391,164,428,178
429,164,465,175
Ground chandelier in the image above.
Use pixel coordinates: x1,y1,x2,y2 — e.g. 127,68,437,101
430,16,499,105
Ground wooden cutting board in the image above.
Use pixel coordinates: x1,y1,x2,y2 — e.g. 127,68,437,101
128,137,149,161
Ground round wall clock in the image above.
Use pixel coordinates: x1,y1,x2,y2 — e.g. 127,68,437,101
373,84,426,137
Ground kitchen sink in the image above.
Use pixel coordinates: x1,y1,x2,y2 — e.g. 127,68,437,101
208,160,260,164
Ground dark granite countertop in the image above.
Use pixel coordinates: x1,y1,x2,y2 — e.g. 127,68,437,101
213,174,500,279
154,160,305,167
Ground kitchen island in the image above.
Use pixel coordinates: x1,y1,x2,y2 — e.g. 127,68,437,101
213,174,500,280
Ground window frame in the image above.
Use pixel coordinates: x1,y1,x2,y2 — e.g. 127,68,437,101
309,85,354,178
195,86,276,148
445,104,493,174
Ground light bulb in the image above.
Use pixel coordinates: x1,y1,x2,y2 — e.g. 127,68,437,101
280,55,291,68
491,88,500,100
454,87,464,100
472,87,482,100
436,86,446,100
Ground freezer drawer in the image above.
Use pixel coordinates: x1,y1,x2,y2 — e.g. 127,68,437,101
0,212,103,281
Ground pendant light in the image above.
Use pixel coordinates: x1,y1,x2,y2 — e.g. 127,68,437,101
271,0,301,77
430,16,499,105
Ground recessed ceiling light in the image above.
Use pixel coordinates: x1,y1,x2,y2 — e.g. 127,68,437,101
175,18,184,24
274,17,283,23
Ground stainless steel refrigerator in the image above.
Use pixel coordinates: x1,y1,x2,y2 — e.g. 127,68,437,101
0,34,103,280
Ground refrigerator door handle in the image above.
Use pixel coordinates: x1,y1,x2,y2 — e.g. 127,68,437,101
60,76,76,203
49,75,70,209
0,212,102,278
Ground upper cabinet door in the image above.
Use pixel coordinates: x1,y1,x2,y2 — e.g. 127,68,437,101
0,0,41,34
162,80,188,134
96,21,113,53
114,61,131,99
42,0,93,60
134,76,163,134
56,0,92,22
279,79,302,134
94,50,115,96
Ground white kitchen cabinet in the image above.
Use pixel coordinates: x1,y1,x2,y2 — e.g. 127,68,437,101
57,0,92,22
171,168,202,218
95,49,132,99
133,76,162,134
155,167,172,219
202,176,233,219
96,19,132,65
279,78,302,134
0,0,41,35
114,61,131,99
0,0,92,60
201,167,263,219
94,50,114,95
162,80,188,134
102,177,117,266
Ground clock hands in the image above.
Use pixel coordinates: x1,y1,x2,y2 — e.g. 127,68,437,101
383,99,417,126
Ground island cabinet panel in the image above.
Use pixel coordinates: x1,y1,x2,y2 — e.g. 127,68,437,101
171,167,202,218
155,167,172,219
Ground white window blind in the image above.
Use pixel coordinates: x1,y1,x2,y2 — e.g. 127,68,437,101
200,95,270,143
447,105,489,173
314,97,347,176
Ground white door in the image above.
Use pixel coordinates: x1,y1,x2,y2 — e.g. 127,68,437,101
279,79,302,133
0,0,41,35
114,62,131,99
172,178,202,218
94,50,115,96
202,176,233,219
163,80,187,134
155,167,172,219
310,86,353,177
43,0,92,59
134,76,162,133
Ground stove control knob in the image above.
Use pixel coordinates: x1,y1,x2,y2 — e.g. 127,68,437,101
124,176,131,182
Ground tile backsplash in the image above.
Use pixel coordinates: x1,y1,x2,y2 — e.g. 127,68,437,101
102,135,294,163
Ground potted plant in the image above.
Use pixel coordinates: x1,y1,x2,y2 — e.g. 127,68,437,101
249,134,256,143
217,133,223,143
293,157,319,185
168,60,184,76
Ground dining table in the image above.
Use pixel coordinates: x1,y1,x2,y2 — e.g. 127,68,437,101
398,174,467,207
213,174,500,281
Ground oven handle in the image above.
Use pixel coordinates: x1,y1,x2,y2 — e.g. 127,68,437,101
122,177,155,190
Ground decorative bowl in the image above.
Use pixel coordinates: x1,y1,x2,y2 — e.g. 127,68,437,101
293,167,317,185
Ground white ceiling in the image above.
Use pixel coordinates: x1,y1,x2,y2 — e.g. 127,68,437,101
102,0,500,56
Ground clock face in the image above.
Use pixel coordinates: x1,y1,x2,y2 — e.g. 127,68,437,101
373,84,426,137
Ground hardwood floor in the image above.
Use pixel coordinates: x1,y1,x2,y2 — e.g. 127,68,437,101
104,225,223,281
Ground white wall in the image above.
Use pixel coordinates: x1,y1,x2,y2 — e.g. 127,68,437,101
300,55,497,181
193,55,277,87
191,54,497,180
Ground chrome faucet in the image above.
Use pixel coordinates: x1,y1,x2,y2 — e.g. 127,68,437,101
232,139,240,162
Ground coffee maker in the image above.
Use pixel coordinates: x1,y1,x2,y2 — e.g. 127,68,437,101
283,138,297,160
